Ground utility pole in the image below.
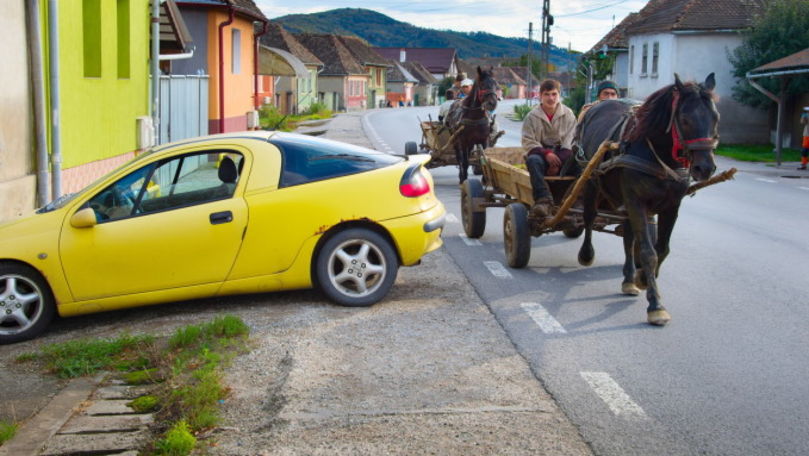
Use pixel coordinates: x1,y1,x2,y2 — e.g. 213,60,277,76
527,22,533,103
541,0,553,77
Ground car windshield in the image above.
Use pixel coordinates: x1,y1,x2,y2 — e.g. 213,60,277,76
36,148,158,213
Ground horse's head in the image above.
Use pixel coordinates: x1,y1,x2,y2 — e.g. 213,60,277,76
672,73,719,181
475,66,499,112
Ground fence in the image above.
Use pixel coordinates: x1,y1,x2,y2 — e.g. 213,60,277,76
159,75,209,144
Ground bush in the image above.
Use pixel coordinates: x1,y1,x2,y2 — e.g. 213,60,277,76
259,105,289,131
513,103,532,121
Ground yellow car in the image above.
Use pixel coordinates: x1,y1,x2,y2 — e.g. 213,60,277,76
0,132,445,343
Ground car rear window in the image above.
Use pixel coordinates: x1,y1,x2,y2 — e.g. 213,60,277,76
270,133,403,187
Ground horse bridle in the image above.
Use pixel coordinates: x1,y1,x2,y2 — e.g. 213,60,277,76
462,82,497,111
666,89,719,168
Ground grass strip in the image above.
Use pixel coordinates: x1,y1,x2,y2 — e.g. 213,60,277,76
715,144,800,162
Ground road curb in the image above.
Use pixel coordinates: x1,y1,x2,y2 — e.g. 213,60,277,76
0,374,103,456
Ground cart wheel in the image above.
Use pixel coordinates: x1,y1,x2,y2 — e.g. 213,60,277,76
563,226,584,238
405,141,418,156
461,178,486,238
504,203,531,268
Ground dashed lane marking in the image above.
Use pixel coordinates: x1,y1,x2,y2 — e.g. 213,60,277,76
755,178,777,183
459,233,482,246
520,302,567,334
446,213,459,223
799,186,809,191
580,372,648,420
484,261,512,279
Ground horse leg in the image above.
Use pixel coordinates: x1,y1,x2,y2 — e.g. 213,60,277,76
577,182,597,266
653,207,679,277
633,215,657,289
455,144,468,184
621,220,640,295
625,201,670,326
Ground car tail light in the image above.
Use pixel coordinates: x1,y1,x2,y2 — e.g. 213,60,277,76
399,165,431,197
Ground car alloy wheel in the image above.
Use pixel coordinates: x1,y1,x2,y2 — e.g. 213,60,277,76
316,228,398,307
0,264,55,344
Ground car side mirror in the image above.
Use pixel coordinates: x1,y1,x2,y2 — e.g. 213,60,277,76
70,207,98,228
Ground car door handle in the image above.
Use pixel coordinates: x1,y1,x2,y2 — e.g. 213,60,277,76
209,211,233,225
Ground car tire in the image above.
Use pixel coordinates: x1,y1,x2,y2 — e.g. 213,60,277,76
405,141,418,156
0,263,56,344
315,228,399,307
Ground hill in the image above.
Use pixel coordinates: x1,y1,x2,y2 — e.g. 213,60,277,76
272,8,576,69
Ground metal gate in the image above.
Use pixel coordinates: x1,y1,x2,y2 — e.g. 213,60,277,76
159,75,209,144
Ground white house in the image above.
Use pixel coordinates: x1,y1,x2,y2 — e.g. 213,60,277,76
623,0,769,144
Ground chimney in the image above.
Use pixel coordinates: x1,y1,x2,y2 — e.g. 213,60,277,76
399,48,406,63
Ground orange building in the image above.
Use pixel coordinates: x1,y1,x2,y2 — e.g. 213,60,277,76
171,0,268,133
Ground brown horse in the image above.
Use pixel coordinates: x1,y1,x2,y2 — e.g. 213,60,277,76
446,66,499,183
576,73,719,326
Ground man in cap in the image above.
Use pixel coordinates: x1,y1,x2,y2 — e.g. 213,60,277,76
578,80,619,121
457,78,474,99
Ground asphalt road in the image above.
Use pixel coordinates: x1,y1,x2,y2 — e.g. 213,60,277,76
366,103,809,456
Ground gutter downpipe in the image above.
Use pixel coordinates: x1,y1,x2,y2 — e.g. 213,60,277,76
218,6,235,134
253,20,268,111
27,0,49,206
47,0,61,200
150,0,161,144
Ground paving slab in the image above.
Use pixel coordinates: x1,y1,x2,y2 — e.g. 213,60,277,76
59,414,154,433
38,429,149,456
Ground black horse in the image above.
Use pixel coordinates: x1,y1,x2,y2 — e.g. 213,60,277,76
576,73,719,326
446,66,499,183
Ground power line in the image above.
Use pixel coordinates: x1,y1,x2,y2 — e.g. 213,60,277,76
555,0,630,18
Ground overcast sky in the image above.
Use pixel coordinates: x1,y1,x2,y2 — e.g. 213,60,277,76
255,0,649,53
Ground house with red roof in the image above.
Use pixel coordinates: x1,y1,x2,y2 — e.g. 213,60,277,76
374,47,461,81
297,34,370,111
622,0,768,143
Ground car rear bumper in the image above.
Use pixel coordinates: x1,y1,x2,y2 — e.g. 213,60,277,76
382,202,446,266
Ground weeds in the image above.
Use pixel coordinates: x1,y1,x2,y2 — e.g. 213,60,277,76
0,420,17,445
259,103,333,131
22,315,250,455
513,103,532,121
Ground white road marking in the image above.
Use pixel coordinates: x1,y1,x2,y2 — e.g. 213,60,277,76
520,302,567,334
459,233,482,246
755,178,777,183
446,213,459,223
580,372,648,419
799,186,809,191
484,261,512,279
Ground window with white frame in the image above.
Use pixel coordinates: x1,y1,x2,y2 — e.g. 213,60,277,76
641,43,648,75
629,45,634,75
652,42,659,75
231,29,241,74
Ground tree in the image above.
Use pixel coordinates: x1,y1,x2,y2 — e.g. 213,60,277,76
728,0,809,109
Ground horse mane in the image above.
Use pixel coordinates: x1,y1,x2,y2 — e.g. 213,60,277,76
627,81,712,142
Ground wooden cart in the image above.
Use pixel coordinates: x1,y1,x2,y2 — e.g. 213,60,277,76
460,142,624,268
405,119,503,173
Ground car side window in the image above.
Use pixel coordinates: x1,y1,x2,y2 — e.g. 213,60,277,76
87,152,243,222
272,135,400,188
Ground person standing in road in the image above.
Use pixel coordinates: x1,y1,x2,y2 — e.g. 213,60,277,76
438,89,455,122
800,106,809,170
521,79,577,221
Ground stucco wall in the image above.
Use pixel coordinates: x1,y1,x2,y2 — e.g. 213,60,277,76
57,0,150,169
0,1,35,220
206,11,255,132
674,33,768,144
171,8,209,76
626,31,768,144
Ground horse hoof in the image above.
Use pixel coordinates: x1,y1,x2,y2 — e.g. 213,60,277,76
647,310,671,326
622,282,641,295
578,249,594,266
